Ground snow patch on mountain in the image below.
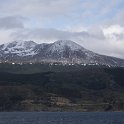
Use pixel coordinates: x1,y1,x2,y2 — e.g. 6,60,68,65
2,40,37,50
0,40,124,66
1,41,38,56
48,40,84,53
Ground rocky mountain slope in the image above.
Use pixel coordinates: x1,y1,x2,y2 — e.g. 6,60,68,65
0,40,124,66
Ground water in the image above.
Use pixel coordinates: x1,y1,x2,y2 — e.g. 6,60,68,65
0,112,123,124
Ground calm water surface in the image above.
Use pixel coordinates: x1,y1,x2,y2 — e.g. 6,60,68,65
0,112,123,124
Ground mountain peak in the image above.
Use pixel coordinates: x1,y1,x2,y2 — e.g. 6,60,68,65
2,40,37,50
54,40,82,47
0,40,124,66
49,40,84,52
1,40,37,56
54,40,75,44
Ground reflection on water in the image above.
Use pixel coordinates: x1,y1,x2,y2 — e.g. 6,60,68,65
0,112,123,124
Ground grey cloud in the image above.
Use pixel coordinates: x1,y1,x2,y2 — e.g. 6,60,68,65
112,33,124,40
11,28,90,42
0,16,25,29
0,0,123,28
0,0,80,18
11,27,124,59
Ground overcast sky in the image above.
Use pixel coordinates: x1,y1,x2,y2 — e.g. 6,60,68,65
0,0,124,58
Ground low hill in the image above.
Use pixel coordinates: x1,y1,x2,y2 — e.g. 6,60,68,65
0,64,123,111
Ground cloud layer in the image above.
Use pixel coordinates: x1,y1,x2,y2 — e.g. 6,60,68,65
0,0,124,59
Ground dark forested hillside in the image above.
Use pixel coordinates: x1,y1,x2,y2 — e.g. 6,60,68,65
0,63,124,111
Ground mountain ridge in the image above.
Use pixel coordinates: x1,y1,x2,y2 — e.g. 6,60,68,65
0,40,124,66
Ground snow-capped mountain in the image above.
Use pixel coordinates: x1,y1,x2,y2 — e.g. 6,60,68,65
0,40,124,66
1,40,37,56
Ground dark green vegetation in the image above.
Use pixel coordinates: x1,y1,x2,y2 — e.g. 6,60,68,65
0,63,124,111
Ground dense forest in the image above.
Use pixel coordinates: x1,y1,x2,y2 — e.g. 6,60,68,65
0,63,124,111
